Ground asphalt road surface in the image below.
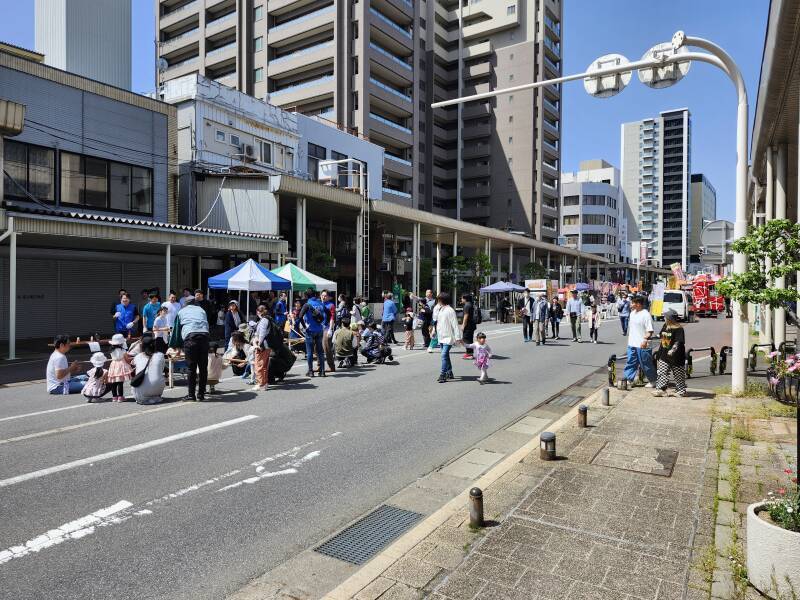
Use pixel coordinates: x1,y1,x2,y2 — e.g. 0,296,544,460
0,315,733,599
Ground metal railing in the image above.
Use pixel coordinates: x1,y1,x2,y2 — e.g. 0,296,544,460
270,74,335,97
271,41,334,64
206,42,236,58
162,26,199,49
369,77,412,102
748,343,776,372
369,7,411,38
370,112,412,134
369,42,412,71
206,11,235,28
385,153,412,166
383,187,411,198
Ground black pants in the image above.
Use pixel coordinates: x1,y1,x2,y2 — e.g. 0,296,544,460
550,318,560,338
463,327,475,355
522,316,533,340
382,321,398,344
110,381,124,397
421,321,431,347
184,333,209,398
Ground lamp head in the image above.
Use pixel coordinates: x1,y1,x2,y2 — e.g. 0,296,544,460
672,31,686,50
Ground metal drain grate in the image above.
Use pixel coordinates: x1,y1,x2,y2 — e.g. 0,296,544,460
315,504,424,565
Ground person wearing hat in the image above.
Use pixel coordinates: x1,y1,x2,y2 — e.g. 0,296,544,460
107,333,133,402
566,289,585,343
402,307,416,350
653,308,687,397
620,295,657,389
81,352,110,403
224,299,242,349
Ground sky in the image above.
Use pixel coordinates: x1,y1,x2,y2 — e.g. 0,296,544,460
0,0,769,222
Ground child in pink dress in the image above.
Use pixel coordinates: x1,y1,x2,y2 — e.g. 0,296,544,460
107,333,133,402
466,331,492,384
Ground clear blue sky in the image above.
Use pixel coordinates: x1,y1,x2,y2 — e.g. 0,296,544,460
1,0,767,222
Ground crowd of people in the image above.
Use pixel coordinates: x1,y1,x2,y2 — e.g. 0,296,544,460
44,281,690,404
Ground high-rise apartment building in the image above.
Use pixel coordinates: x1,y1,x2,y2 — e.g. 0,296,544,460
35,0,132,89
620,108,691,269
560,159,623,262
689,173,717,270
155,0,562,240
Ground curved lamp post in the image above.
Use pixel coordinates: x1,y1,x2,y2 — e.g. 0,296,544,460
432,31,749,393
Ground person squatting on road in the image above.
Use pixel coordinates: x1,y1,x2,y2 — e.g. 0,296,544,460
519,289,534,342
566,289,584,343
621,295,657,388
465,331,492,384
435,292,462,383
653,309,687,397
46,335,87,395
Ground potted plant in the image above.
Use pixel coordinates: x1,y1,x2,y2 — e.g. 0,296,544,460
747,468,800,598
765,351,800,404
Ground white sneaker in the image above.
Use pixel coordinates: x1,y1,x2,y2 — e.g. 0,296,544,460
427,348,433,353
644,382,654,388
652,389,666,397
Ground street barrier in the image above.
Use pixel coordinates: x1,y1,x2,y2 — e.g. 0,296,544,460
748,343,776,372
607,354,626,386
686,346,717,378
718,346,732,375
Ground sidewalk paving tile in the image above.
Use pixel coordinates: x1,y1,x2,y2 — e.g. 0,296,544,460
381,557,441,588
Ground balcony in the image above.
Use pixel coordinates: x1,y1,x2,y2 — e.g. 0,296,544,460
205,11,236,34
369,77,412,103
543,55,560,78
432,123,456,143
160,0,200,29
543,118,559,136
214,72,237,87
541,159,558,177
206,41,236,63
433,165,457,181
384,153,413,178
267,0,320,14
369,42,412,72
462,122,491,140
269,74,335,106
369,7,412,40
461,202,491,220
161,26,200,54
462,102,491,120
464,61,491,80
462,185,491,200
463,82,491,97
543,35,560,59
542,138,559,156
544,14,561,39
542,96,559,119
462,142,489,159
383,187,413,202
268,41,334,78
463,40,492,60
270,6,335,45
165,56,199,76
369,113,413,146
462,163,491,179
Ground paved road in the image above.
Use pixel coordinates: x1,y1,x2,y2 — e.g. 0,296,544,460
0,315,732,600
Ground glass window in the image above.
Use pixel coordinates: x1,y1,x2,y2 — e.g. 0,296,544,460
216,130,226,142
507,5,516,14
83,156,107,207
60,152,84,205
109,162,131,211
230,134,241,147
563,195,579,206
254,5,263,21
254,36,263,52
258,139,271,164
28,146,55,202
254,67,263,82
131,167,152,214
3,140,28,198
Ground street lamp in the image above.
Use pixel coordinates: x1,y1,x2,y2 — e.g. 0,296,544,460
432,31,749,393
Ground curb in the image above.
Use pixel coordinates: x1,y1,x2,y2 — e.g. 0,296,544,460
322,385,611,600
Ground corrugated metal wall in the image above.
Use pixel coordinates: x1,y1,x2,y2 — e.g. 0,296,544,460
196,177,278,235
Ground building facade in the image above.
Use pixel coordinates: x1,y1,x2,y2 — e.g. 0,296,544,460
620,108,692,269
689,173,716,271
560,159,622,262
35,0,132,89
154,0,562,239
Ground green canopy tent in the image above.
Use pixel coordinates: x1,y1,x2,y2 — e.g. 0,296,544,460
270,263,337,293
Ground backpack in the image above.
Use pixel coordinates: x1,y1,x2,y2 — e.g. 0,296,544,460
473,304,483,324
265,318,284,351
308,299,325,324
336,305,350,326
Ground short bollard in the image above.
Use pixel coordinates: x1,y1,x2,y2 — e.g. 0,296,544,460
602,387,610,406
469,487,484,529
578,405,588,428
540,431,556,461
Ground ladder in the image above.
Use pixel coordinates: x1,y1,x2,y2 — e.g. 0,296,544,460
360,190,370,299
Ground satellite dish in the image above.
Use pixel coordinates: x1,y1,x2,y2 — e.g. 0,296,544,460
157,58,169,73
638,42,690,89
583,54,631,98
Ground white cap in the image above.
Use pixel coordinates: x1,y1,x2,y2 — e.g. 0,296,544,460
90,352,107,368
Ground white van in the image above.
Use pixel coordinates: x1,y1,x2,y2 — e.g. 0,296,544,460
660,290,693,321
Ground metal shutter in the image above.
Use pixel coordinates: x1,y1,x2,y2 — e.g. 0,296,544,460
0,258,6,340
15,259,56,339
57,261,123,338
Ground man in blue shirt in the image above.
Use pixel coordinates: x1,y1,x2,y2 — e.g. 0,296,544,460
141,293,161,333
273,292,288,328
299,289,327,377
113,293,140,335
382,292,399,344
566,290,585,343
321,290,337,372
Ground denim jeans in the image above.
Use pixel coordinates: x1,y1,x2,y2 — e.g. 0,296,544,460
49,375,88,395
623,346,657,383
620,315,629,336
305,330,325,373
440,343,453,376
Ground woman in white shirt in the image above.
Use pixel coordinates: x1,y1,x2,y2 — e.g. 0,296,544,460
132,335,166,405
434,292,462,383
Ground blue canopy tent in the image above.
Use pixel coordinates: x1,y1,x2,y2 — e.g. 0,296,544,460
479,281,527,293
208,259,291,320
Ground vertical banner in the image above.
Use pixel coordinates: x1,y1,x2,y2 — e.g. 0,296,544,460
650,282,665,317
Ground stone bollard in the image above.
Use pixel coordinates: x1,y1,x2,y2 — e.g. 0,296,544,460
602,387,610,406
469,487,484,528
540,431,556,461
578,404,588,428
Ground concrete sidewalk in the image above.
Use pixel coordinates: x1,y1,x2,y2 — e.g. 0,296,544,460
325,383,718,600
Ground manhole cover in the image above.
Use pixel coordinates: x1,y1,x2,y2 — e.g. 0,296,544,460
591,441,678,476
550,394,582,407
315,505,423,565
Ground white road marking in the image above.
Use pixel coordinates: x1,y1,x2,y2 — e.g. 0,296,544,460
0,415,259,488
0,402,188,445
218,450,322,492
0,500,134,565
0,404,89,423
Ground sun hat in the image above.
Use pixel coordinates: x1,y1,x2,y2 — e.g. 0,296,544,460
228,299,239,306
663,308,679,321
90,352,107,368
110,333,128,349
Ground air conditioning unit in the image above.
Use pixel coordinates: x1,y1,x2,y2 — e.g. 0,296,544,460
243,144,256,161
379,261,391,272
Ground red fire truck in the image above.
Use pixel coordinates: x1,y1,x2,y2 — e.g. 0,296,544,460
692,274,725,317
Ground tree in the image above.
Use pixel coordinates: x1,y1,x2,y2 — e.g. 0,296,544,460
521,261,547,280
470,252,492,293
716,219,800,307
307,238,335,280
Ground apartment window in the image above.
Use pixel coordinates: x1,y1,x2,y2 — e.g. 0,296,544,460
583,214,605,225
353,92,358,110
507,5,516,14
254,37,263,52
307,142,326,180
420,17,426,28
2,140,55,203
508,157,513,166
508,136,513,144
565,235,578,246
583,234,605,245
230,134,241,147
508,115,513,123
60,151,152,214
583,194,606,206
510,53,514,60
215,130,226,142
508,95,513,103
257,139,272,164
509,74,514,82
562,215,578,226
254,67,263,82
254,5,263,21
562,195,579,206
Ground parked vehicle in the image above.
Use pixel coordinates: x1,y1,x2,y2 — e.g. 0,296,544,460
660,290,694,321
692,274,724,317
